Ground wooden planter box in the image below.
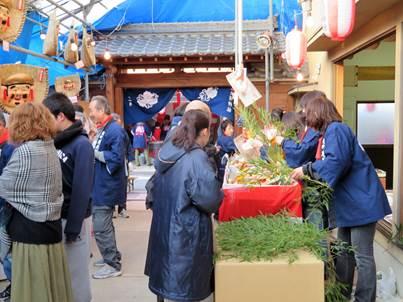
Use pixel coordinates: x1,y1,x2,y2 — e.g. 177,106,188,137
215,251,324,302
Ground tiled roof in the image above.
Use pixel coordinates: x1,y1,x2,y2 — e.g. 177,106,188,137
95,20,285,58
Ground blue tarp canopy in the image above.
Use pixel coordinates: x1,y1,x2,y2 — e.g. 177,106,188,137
0,0,301,84
94,0,301,34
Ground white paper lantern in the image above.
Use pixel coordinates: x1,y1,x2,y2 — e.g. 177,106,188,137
322,0,356,41
285,28,307,69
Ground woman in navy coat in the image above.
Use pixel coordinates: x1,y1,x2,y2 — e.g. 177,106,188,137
291,95,392,302
145,110,223,302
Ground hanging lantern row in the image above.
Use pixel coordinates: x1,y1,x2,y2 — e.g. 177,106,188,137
322,0,356,42
284,0,356,71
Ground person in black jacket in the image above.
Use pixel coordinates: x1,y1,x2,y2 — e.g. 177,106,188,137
43,93,94,302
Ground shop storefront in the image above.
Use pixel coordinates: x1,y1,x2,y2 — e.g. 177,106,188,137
296,0,403,292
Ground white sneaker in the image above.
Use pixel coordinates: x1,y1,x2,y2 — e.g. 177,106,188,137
118,209,130,219
92,264,122,279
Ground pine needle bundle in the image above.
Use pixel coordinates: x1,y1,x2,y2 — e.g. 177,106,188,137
216,214,350,301
216,214,326,263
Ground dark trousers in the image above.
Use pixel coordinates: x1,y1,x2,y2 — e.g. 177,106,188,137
92,205,122,271
336,223,377,302
118,181,128,213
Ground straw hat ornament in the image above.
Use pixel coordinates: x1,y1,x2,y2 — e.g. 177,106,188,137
64,25,79,63
43,11,59,56
0,64,49,113
0,0,26,42
55,74,81,98
81,29,96,67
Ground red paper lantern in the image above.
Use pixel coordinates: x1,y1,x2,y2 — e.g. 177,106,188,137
322,0,356,41
285,28,307,69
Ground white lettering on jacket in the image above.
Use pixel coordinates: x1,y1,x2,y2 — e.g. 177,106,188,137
57,149,69,163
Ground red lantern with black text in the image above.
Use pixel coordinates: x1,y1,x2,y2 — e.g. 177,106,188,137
322,0,356,41
285,28,307,69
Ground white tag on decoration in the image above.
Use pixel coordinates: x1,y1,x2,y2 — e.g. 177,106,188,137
226,68,262,107
17,0,23,10
69,96,78,103
2,41,9,52
38,68,46,82
74,60,85,69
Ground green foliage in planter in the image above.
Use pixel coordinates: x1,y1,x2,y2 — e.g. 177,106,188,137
302,177,333,212
216,214,350,302
216,214,326,263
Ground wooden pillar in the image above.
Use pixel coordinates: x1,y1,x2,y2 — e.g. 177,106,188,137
334,63,344,117
114,87,124,118
393,22,403,230
105,65,117,111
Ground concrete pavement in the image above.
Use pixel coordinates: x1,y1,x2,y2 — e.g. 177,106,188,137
91,201,156,302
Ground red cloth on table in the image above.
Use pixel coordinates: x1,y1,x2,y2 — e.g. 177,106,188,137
219,183,303,222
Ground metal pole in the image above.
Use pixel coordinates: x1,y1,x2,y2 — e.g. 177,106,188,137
235,0,238,68
30,5,70,31
85,72,90,101
71,0,84,8
83,9,90,101
0,41,89,70
26,16,48,28
43,0,100,34
267,0,274,111
237,0,243,68
269,0,274,82
58,0,104,23
265,47,269,112
234,0,243,107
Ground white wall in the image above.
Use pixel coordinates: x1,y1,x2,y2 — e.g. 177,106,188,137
306,51,335,100
343,41,396,132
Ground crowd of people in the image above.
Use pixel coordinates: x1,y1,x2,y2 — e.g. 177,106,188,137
0,94,131,302
145,91,391,302
0,90,392,302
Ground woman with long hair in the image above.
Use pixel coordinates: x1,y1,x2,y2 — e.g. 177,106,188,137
0,103,73,302
291,95,391,302
145,109,223,302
